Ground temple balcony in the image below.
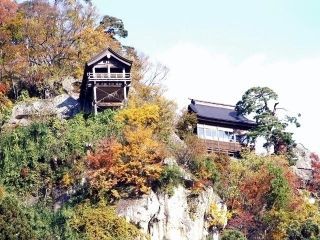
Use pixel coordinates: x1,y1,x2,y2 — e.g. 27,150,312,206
202,139,242,154
87,72,131,81
202,139,255,156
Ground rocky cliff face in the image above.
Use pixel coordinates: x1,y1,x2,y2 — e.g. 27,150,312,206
9,94,80,125
8,78,81,126
116,186,227,240
292,143,313,182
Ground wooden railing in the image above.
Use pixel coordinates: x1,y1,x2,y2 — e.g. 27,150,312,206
202,139,242,154
88,72,131,80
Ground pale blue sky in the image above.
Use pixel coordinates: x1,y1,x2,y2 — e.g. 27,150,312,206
93,0,320,61
92,0,320,152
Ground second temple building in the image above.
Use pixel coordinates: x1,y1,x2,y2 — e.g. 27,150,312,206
189,99,256,155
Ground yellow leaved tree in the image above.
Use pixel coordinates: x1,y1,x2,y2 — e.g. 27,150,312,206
88,104,166,199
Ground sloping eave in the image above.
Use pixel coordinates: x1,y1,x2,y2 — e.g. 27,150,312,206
87,48,132,67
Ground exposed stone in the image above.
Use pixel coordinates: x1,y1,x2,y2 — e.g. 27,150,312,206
62,77,81,95
163,157,178,166
52,94,80,118
292,143,313,182
9,94,80,125
116,186,226,240
169,132,185,146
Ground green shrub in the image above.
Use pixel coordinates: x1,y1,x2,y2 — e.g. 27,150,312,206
190,155,220,185
0,110,120,198
266,164,291,210
287,220,320,239
175,110,197,139
159,165,183,196
221,229,247,240
0,194,36,239
0,187,76,239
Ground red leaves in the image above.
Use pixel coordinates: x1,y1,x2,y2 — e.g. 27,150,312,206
284,168,301,193
227,210,256,234
0,83,8,94
87,139,117,170
311,153,320,162
221,154,304,238
309,153,320,193
0,0,17,24
239,167,272,213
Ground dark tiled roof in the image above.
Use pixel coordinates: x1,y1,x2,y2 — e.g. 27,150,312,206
188,101,256,128
87,48,132,66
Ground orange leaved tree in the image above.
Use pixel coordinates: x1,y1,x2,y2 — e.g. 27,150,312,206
88,104,165,200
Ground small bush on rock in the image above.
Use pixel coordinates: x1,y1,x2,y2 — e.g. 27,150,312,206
159,165,184,196
221,229,247,240
67,202,144,240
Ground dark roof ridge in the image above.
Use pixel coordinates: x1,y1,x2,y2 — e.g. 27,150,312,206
87,47,132,66
108,48,133,64
190,98,235,108
188,100,256,130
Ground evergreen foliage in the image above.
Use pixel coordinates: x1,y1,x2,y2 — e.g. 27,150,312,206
0,110,119,197
176,110,197,139
236,87,300,157
221,229,247,240
159,165,184,195
0,193,35,239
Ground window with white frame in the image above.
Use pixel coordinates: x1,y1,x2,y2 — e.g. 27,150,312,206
197,126,205,138
197,124,237,142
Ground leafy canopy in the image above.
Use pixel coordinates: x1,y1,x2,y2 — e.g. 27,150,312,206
88,104,166,199
236,87,300,156
0,0,122,97
0,110,119,198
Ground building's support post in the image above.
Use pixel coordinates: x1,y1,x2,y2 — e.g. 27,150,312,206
123,82,127,103
107,63,111,78
93,82,98,115
122,68,126,78
92,67,96,79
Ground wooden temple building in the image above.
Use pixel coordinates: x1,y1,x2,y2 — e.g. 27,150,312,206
80,48,132,114
188,99,256,155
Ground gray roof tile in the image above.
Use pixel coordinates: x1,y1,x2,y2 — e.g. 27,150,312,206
189,102,255,126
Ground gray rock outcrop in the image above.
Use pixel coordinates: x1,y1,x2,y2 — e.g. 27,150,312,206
9,94,80,125
116,186,227,240
292,143,313,182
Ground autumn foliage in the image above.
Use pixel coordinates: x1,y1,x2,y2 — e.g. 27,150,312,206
0,83,8,94
238,165,273,213
216,153,306,239
87,139,117,170
88,104,165,199
68,203,144,240
309,153,320,194
0,1,319,239
0,0,122,97
0,0,17,24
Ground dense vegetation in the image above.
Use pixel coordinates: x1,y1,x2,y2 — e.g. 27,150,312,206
1,1,320,240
